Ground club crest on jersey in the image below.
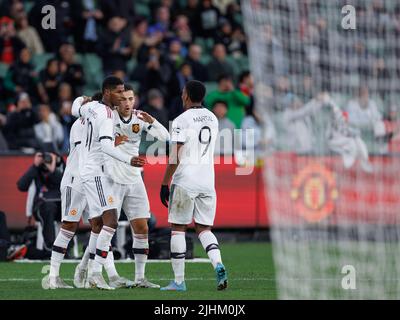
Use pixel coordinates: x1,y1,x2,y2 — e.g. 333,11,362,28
108,196,114,204
132,124,140,133
69,209,77,216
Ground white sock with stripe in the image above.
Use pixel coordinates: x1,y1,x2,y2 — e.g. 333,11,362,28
85,232,99,276
104,246,119,278
133,233,149,282
92,226,116,274
198,230,222,269
50,228,74,278
170,231,186,285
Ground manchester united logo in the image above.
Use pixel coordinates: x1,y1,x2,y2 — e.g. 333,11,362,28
108,196,114,204
69,209,77,216
290,163,338,223
132,124,140,133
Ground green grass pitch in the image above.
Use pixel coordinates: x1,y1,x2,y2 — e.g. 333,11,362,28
0,242,276,300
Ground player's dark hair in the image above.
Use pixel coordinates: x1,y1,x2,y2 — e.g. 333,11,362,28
124,84,135,93
184,80,206,103
102,76,124,93
91,92,103,101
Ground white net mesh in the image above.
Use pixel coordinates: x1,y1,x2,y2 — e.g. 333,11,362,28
242,0,400,299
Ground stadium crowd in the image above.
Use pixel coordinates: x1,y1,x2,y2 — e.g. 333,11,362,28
0,0,399,156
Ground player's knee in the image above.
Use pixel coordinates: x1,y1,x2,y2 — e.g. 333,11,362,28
195,223,211,235
133,220,148,234
90,217,103,233
61,221,78,233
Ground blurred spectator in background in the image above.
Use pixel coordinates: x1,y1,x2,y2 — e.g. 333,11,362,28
205,74,250,128
4,92,39,151
228,26,247,57
195,0,221,38
72,0,104,53
178,0,199,35
100,0,136,25
98,16,131,75
281,93,324,154
149,5,172,38
3,47,44,103
214,18,233,51
169,62,194,101
56,83,75,153
173,14,192,47
34,104,64,153
186,43,208,82
141,89,169,129
239,71,253,97
0,15,25,65
15,12,44,55
346,86,382,134
39,58,62,106
166,38,185,71
207,43,234,81
212,100,235,155
58,43,85,96
131,18,151,59
133,46,172,99
28,0,73,53
241,102,267,159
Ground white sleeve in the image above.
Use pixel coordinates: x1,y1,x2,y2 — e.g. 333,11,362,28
145,119,170,142
71,97,87,118
98,115,131,164
170,118,186,144
100,138,132,164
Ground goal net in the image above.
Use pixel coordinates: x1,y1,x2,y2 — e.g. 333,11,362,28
242,0,400,299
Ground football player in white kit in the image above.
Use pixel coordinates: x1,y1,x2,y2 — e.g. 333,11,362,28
47,95,134,289
110,84,170,288
159,80,228,291
47,113,87,289
71,76,145,290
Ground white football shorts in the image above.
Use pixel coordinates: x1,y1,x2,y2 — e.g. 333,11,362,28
83,176,119,219
114,179,151,221
168,184,216,226
61,182,89,223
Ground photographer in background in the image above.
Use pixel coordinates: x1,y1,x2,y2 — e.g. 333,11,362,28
17,147,65,258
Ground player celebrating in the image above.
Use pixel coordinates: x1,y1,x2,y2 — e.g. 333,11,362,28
111,84,170,288
159,80,228,291
47,103,87,289
71,76,145,290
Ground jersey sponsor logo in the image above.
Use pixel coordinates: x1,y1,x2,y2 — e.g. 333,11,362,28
69,209,77,216
290,163,338,223
132,124,140,133
107,196,114,204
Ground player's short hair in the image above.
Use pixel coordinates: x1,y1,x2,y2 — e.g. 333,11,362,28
102,76,124,93
184,80,206,103
124,84,135,93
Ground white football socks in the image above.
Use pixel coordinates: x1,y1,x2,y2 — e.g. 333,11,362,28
92,226,116,274
50,228,75,278
86,232,99,276
198,230,222,269
133,233,149,282
170,231,186,285
104,246,119,278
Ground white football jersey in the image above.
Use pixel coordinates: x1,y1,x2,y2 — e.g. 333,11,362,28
78,101,116,181
111,110,147,184
111,110,170,184
60,118,85,190
170,107,219,193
